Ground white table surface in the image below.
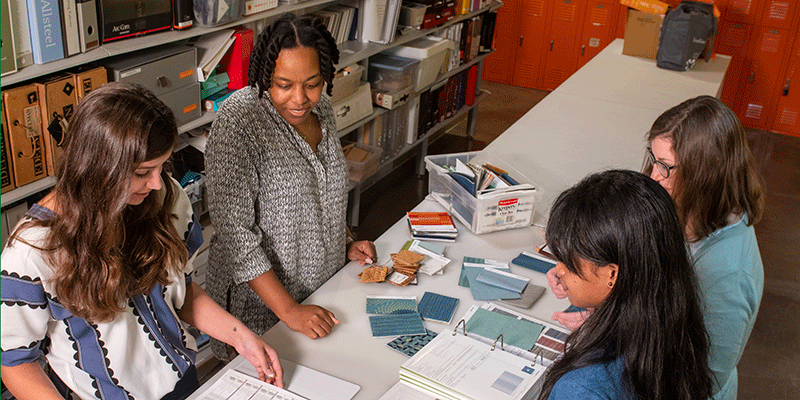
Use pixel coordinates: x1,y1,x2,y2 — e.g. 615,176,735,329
485,39,730,225
190,197,569,400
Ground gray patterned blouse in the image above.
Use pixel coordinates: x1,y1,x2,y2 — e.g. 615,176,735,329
204,86,348,360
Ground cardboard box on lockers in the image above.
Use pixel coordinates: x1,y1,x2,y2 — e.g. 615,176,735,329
621,0,669,60
36,73,78,177
2,85,48,187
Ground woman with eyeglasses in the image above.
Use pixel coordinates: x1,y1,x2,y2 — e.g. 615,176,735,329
548,95,765,400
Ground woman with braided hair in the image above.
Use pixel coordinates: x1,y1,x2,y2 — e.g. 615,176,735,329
205,13,377,360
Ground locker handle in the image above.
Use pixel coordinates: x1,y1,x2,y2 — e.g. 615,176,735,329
581,45,585,56
784,78,791,96
156,76,169,88
550,40,554,51
519,35,523,47
749,72,754,84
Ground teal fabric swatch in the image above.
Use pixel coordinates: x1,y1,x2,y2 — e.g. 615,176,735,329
465,308,545,350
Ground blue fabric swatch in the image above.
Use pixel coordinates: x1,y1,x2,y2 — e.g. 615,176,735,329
464,266,521,300
417,292,459,323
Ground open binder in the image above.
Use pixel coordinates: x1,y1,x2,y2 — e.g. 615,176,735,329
395,303,571,400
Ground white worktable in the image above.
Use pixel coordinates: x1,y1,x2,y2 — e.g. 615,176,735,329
485,39,731,225
190,196,567,399
189,39,731,400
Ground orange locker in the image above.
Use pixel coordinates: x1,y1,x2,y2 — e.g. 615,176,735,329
759,0,798,29
613,3,629,39
577,0,616,69
542,0,586,91
725,0,765,24
737,26,793,130
772,31,800,136
717,21,754,111
511,0,550,88
482,0,520,84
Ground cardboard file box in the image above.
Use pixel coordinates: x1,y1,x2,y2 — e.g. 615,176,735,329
383,36,455,91
36,73,78,176
75,66,108,101
161,83,202,126
342,141,382,182
333,83,373,131
105,45,198,97
2,85,48,187
332,64,364,104
1,106,14,193
425,151,538,234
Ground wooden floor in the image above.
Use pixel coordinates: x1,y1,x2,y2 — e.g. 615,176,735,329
356,81,800,399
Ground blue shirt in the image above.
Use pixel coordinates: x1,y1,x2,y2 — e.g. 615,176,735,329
690,215,763,400
548,357,632,400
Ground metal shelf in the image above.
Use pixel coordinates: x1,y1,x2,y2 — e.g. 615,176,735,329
336,2,501,68
2,0,337,88
1,177,57,208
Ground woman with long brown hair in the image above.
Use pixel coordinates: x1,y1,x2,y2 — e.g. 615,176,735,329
1,82,282,400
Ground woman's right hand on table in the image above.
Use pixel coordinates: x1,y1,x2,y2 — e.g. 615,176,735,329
283,304,339,339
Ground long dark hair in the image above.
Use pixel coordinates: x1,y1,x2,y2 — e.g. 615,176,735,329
645,95,765,240
248,13,339,98
539,170,712,400
9,82,187,322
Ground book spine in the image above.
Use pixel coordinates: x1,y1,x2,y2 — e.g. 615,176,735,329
59,0,79,56
76,0,99,52
27,0,65,64
466,65,478,105
10,0,34,68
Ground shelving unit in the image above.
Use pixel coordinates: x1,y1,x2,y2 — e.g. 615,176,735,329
2,1,501,223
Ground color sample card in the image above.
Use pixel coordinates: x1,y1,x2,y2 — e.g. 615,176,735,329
369,312,427,337
464,266,521,301
512,251,557,274
386,330,438,357
417,292,459,323
476,268,529,293
366,296,418,314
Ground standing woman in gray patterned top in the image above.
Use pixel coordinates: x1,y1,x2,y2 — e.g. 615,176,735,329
205,13,377,360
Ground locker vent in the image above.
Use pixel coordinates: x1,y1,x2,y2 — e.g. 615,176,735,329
558,1,577,22
745,103,763,120
527,0,545,16
591,5,609,26
723,25,749,48
777,108,798,126
767,2,790,22
760,31,781,53
545,68,567,88
730,0,754,16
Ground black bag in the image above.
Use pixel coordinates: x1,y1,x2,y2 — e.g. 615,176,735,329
656,1,717,71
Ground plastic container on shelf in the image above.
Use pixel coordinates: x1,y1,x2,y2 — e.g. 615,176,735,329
193,0,244,27
382,36,455,91
342,141,383,182
367,54,419,93
424,151,539,234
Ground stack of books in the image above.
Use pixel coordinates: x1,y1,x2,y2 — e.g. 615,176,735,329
407,211,458,242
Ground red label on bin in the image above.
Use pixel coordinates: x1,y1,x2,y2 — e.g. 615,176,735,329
499,199,519,206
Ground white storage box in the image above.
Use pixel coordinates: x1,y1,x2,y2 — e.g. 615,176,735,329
383,36,455,91
425,151,538,234
332,64,364,103
333,83,373,130
343,142,382,182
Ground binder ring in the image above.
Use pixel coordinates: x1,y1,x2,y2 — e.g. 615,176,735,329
492,334,504,351
452,319,466,336
13,119,39,136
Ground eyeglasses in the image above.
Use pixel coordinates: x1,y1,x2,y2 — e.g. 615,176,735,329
647,147,678,179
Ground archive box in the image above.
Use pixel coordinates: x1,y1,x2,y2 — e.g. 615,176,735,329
342,141,382,182
332,64,364,103
333,83,373,130
425,151,538,234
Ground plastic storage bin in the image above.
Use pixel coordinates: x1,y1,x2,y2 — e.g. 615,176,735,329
425,151,538,234
383,36,455,91
343,142,383,182
368,54,419,92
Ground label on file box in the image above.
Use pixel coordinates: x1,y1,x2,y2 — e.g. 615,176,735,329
497,198,518,224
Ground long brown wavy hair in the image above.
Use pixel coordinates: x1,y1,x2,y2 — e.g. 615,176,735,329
645,95,765,240
9,82,188,322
